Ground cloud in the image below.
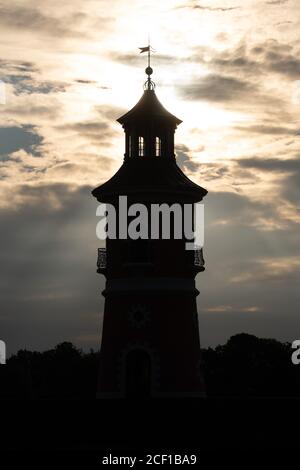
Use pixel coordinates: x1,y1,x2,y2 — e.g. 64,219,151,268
177,40,300,123
46,157,116,181
75,79,98,85
185,124,298,226
0,3,114,41
178,73,254,102
0,59,37,73
0,125,43,157
57,120,117,145
175,2,240,11
230,257,300,283
0,3,95,38
75,79,110,90
275,21,293,26
197,186,300,345
234,125,300,136
237,157,300,172
94,105,127,121
0,182,103,352
107,51,177,68
266,0,289,5
266,52,300,79
197,157,300,231
175,143,202,172
205,190,279,228
196,44,263,76
2,103,61,119
204,305,260,313
0,59,68,95
199,39,300,80
55,104,125,147
4,75,67,96
236,157,300,208
0,3,79,36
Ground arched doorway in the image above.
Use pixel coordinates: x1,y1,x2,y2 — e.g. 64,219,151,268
125,349,152,397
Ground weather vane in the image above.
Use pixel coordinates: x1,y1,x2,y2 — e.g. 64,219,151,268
139,35,156,90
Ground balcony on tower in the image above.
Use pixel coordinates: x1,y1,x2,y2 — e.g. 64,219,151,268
97,245,205,273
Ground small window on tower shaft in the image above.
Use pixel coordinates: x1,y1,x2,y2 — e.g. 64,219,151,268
155,137,161,157
138,136,145,156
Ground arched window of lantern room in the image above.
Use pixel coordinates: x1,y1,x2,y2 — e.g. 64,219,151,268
138,136,145,156
155,137,161,157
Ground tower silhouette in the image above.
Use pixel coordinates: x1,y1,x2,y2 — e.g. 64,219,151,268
92,62,207,398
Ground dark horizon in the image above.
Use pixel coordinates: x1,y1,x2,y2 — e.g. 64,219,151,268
1,332,299,399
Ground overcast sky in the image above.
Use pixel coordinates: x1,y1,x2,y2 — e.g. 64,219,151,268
0,0,300,354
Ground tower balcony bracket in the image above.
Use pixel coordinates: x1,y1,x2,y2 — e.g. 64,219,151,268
97,247,107,273
194,248,205,272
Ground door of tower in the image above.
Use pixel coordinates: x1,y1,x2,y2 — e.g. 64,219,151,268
125,349,152,398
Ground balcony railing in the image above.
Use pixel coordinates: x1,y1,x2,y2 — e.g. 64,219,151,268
97,246,204,270
97,248,106,271
194,248,205,268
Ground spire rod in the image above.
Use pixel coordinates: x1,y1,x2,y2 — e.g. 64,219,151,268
139,38,156,91
148,32,151,69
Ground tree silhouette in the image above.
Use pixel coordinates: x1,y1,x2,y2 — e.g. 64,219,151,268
0,334,299,398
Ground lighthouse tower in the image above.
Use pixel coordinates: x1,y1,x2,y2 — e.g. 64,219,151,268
92,63,207,398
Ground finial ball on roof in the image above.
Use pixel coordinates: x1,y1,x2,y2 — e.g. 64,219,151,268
145,66,153,76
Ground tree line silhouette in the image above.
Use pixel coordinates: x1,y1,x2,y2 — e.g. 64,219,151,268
0,333,299,398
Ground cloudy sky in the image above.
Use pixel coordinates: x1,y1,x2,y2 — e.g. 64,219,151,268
0,0,300,354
